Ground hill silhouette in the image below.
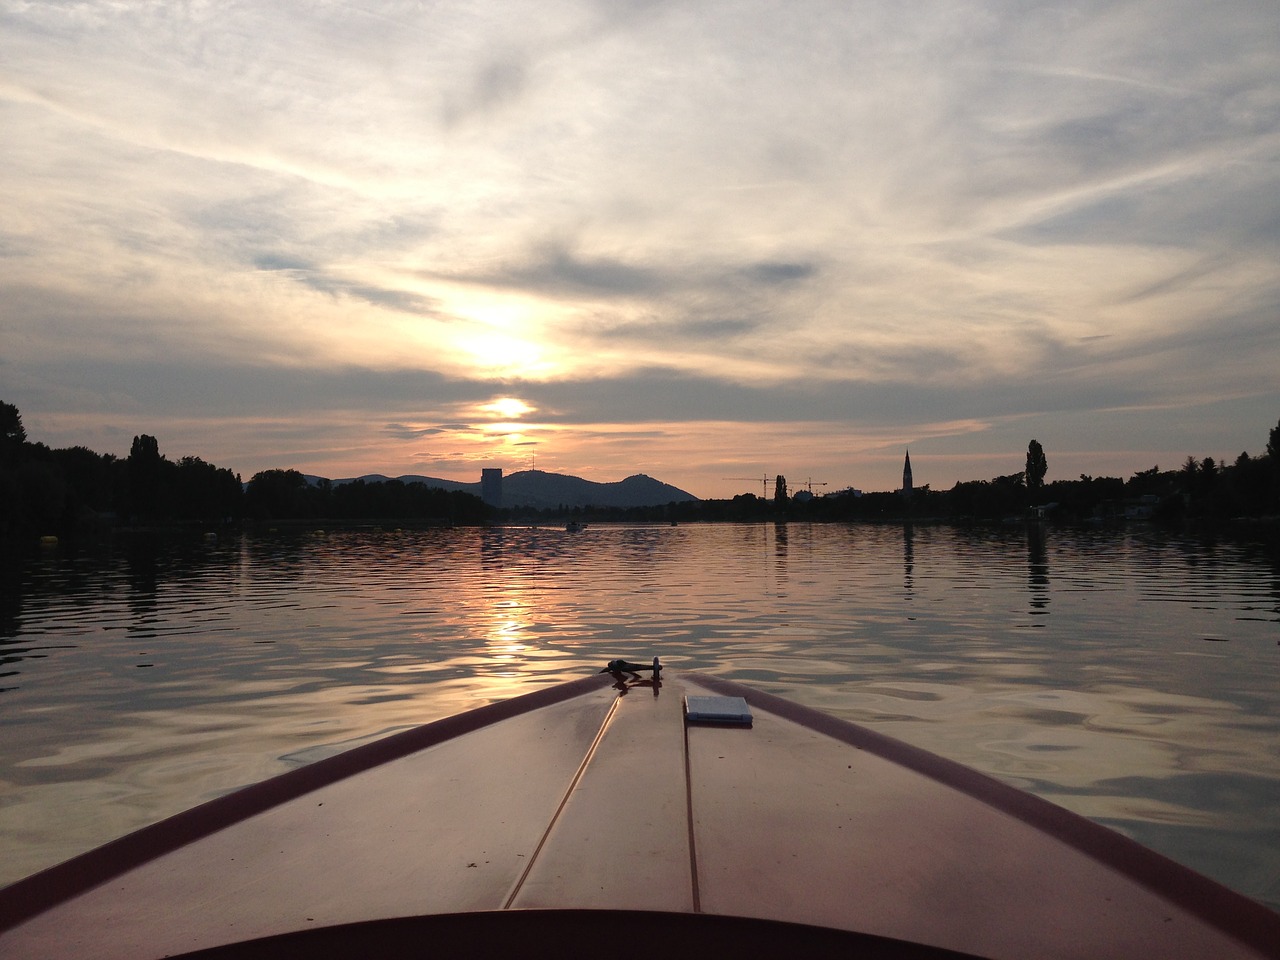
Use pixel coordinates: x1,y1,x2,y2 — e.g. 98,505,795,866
311,470,699,510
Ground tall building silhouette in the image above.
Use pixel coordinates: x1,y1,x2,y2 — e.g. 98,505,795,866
902,449,913,499
481,468,503,507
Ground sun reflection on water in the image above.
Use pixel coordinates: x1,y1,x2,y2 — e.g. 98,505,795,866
3,523,1279,909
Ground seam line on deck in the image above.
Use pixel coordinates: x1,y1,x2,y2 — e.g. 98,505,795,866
503,696,621,909
683,716,702,913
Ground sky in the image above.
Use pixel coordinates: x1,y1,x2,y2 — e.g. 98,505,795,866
2,0,1278,499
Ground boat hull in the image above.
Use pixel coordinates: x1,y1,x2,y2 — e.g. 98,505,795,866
1,671,1277,959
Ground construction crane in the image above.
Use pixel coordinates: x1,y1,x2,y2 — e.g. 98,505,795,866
723,475,772,497
801,478,829,494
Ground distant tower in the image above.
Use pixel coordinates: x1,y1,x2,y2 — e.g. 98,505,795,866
902,449,913,499
481,468,503,508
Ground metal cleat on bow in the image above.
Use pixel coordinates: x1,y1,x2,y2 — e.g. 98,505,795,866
600,656,662,680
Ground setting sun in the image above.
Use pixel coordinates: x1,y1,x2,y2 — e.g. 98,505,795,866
479,397,535,419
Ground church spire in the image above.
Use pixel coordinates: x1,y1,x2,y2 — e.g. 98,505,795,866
902,449,913,498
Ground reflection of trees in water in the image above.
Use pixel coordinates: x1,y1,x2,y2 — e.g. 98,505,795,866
240,532,315,580
1238,538,1280,624
125,536,160,628
2,534,240,687
903,522,914,595
0,546,24,690
1027,522,1049,615
0,546,22,642
772,521,789,595
1272,568,1280,626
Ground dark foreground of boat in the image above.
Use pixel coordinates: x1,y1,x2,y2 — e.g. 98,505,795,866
1,665,1277,960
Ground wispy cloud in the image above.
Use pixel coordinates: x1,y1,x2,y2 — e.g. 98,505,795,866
254,255,445,316
2,0,1277,494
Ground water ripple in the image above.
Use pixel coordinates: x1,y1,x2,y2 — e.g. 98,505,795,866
2,523,1278,909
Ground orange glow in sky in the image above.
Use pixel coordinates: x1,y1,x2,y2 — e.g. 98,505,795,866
2,2,1278,497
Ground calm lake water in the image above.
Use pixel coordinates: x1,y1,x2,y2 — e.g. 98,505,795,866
2,522,1279,911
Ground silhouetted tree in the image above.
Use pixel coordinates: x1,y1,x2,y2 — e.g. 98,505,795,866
50,446,118,519
1127,466,1168,496
1042,474,1123,521
0,401,25,469
0,406,251,533
127,434,165,520
173,456,242,522
17,461,67,531
1267,420,1280,510
1025,439,1047,492
245,469,310,520
947,473,1025,519
1223,451,1270,516
773,475,788,505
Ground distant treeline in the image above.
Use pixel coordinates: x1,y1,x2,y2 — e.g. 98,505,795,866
3,399,1278,537
503,422,1280,526
245,469,488,525
0,402,487,537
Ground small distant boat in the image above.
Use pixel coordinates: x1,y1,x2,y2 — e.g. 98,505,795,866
565,520,585,532
1,662,1277,959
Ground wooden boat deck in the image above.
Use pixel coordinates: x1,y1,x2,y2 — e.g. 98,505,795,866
1,671,1277,959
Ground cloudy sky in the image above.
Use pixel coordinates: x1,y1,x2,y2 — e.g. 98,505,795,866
3,0,1278,498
